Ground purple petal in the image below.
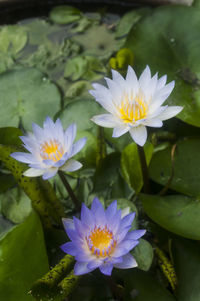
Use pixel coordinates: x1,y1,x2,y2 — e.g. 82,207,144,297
60,242,78,256
74,261,95,275
91,198,106,226
70,137,87,157
87,259,103,270
107,209,121,235
117,226,132,243
75,251,92,262
42,168,58,180
73,216,89,238
120,212,135,229
81,204,95,229
99,262,113,276
125,229,146,241
105,200,117,220
113,240,139,257
114,253,137,269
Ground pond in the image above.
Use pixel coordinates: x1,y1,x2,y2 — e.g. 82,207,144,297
0,1,200,300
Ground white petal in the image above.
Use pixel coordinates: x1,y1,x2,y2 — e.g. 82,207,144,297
10,152,35,164
23,168,45,177
129,126,147,146
149,81,175,113
156,75,167,90
156,106,183,121
42,168,58,180
111,69,125,87
121,207,130,218
61,159,82,172
112,125,129,138
139,65,151,88
91,114,120,128
126,65,139,95
143,118,163,127
89,84,115,114
114,253,137,269
105,77,122,102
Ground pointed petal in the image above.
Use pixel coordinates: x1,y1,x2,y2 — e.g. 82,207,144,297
10,152,35,164
126,65,139,94
105,200,117,220
111,69,125,87
42,168,58,180
23,168,44,177
129,126,147,146
156,106,183,121
81,203,95,228
114,253,137,269
70,137,87,157
91,198,106,226
120,212,135,230
74,261,94,275
91,114,119,128
121,207,130,218
112,125,129,138
113,240,139,257
99,262,113,276
60,242,78,256
125,229,146,240
60,159,82,172
139,65,151,87
64,123,77,150
143,118,163,127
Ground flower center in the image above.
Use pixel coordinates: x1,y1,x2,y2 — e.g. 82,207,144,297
86,225,116,257
40,139,64,162
117,93,148,123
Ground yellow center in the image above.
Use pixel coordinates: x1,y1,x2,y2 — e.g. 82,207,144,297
40,139,64,162
117,94,148,123
87,226,116,257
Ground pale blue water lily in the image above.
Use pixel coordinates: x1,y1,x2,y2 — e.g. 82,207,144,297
11,117,86,180
89,65,183,146
61,198,145,276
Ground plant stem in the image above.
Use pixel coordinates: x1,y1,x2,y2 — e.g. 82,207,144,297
137,145,150,193
58,171,80,211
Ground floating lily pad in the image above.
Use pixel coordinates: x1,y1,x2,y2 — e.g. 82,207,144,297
149,138,200,197
125,5,200,127
132,239,154,271
0,211,49,300
0,68,61,130
141,193,200,240
49,5,81,25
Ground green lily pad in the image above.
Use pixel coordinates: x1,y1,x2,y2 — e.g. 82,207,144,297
59,97,103,131
125,5,200,127
0,68,61,130
0,127,22,146
0,211,49,300
141,193,200,240
0,25,27,56
149,138,200,198
172,239,200,301
0,188,32,224
132,239,154,271
121,142,154,193
49,5,81,25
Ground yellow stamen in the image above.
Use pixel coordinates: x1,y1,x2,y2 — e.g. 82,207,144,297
87,226,116,257
40,139,64,162
117,93,148,123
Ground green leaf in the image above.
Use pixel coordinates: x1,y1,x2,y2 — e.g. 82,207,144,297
0,25,27,56
125,5,200,127
65,81,92,98
141,193,200,240
124,269,176,301
149,138,200,198
59,97,103,131
0,68,61,130
172,239,200,301
49,5,81,25
121,142,154,193
64,55,106,81
132,239,154,271
0,211,49,301
0,187,32,224
0,173,15,194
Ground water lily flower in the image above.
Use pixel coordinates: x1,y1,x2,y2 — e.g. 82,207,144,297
11,117,86,180
61,198,145,276
89,65,183,146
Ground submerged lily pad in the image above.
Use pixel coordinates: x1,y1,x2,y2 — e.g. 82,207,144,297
0,68,61,130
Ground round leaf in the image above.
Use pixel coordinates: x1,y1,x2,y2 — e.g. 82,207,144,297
49,6,81,25
141,193,200,240
0,68,61,130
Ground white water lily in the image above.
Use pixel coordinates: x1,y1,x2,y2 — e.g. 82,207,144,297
11,117,86,180
89,65,183,146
